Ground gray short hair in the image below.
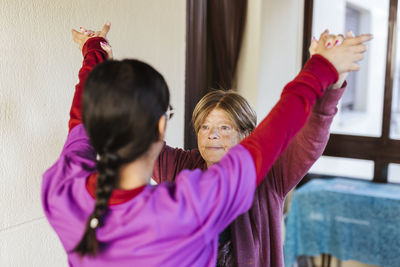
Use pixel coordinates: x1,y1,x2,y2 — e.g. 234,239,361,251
192,90,257,135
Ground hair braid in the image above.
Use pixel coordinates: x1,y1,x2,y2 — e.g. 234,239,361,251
75,59,170,258
73,152,120,257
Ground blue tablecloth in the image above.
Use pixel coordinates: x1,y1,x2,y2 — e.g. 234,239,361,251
284,178,400,267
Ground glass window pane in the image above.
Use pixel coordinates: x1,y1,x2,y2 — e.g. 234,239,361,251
388,163,400,183
309,156,374,180
390,1,400,139
313,0,389,137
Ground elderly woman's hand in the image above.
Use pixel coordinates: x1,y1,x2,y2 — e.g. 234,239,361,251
72,21,111,51
309,31,346,89
313,29,372,73
328,31,355,89
309,30,372,89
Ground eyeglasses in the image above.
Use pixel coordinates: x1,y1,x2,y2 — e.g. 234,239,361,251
165,105,174,120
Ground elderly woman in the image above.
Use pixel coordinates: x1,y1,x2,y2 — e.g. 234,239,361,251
154,89,344,267
153,34,361,266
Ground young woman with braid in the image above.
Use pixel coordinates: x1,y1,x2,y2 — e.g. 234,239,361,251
41,22,372,266
153,31,371,267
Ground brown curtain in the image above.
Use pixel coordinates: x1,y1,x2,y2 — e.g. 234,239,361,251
185,0,247,149
185,0,208,149
208,0,247,90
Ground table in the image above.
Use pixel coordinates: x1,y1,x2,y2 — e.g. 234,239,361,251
284,178,400,267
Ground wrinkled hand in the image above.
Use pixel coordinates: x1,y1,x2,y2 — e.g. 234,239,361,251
72,22,111,51
330,31,356,89
313,29,372,75
309,32,344,56
309,31,357,89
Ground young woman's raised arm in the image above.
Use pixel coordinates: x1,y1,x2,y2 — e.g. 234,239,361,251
69,23,111,132
241,32,372,184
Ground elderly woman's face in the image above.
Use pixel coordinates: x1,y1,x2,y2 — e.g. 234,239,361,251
197,108,244,167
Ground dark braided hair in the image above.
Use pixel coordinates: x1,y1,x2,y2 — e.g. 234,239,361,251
73,59,170,257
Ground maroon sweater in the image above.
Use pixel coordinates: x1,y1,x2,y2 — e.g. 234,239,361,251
153,57,345,267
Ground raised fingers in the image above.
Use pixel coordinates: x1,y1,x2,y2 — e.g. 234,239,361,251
309,37,318,56
334,34,344,47
318,31,344,48
85,30,96,37
71,22,111,51
346,30,355,38
324,34,337,48
353,43,367,53
72,29,82,43
349,62,360,72
319,29,329,41
99,21,111,38
100,42,113,59
344,33,373,46
352,52,365,62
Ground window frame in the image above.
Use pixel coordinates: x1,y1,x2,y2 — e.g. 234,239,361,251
303,0,400,183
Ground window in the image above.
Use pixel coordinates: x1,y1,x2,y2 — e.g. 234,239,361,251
341,5,365,113
388,163,400,183
391,2,400,140
304,0,400,183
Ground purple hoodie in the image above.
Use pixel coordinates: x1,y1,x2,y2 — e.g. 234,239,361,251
42,124,257,266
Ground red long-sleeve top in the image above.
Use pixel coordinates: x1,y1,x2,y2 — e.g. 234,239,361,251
70,37,338,207
153,63,342,267
63,37,339,267
69,37,108,132
153,55,339,187
240,55,337,184
68,37,147,203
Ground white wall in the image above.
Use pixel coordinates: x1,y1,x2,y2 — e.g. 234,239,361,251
256,0,305,120
235,0,305,122
0,1,186,266
234,0,262,109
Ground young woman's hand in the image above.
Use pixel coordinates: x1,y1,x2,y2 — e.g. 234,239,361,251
310,31,357,89
329,31,358,89
313,29,372,74
72,22,111,51
309,30,372,89
308,31,344,56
